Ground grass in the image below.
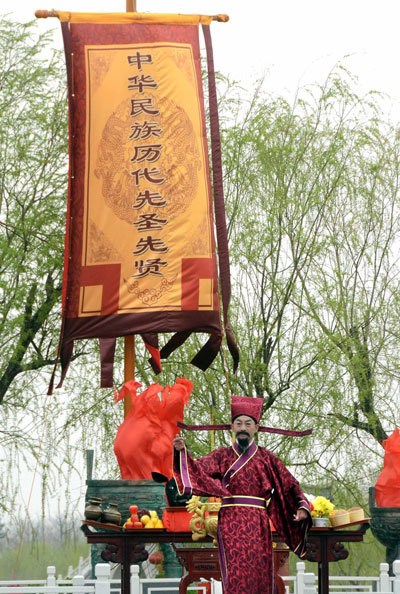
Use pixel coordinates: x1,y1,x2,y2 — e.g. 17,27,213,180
0,541,90,580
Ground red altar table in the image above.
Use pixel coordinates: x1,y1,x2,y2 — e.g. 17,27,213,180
172,546,220,594
172,542,290,594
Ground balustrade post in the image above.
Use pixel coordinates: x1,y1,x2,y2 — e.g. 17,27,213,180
380,563,391,593
304,573,317,594
130,565,140,594
72,575,85,587
393,560,400,594
47,566,57,586
95,563,111,594
46,565,58,594
296,561,306,594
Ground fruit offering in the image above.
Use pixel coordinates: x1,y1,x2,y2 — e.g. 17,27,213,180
123,503,164,529
123,505,143,530
145,510,164,528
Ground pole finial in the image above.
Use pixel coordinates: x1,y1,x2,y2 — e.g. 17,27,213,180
35,9,58,18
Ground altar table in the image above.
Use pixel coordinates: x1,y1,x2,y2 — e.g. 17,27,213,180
81,519,370,594
305,521,370,594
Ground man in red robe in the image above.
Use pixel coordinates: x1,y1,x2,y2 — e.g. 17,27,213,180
173,395,312,594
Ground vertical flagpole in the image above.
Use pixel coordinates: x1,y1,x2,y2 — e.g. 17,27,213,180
123,0,136,416
123,336,135,416
126,0,136,11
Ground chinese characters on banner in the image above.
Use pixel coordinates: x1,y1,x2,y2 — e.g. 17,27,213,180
52,13,238,390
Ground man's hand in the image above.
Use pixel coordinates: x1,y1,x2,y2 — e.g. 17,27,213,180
293,508,309,522
173,436,185,451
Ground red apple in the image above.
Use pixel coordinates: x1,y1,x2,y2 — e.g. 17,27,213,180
129,504,139,514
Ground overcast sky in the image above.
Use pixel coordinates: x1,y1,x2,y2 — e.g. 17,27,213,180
7,0,400,118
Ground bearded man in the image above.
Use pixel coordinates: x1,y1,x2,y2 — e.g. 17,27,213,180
173,395,312,594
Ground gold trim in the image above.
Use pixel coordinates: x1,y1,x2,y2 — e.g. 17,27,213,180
223,495,265,500
221,503,266,509
229,442,258,480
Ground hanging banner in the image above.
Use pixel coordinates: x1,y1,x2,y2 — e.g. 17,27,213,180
52,12,238,389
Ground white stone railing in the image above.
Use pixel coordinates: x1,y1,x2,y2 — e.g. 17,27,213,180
1,560,400,594
290,560,400,594
0,565,111,594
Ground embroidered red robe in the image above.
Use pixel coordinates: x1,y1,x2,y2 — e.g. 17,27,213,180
173,440,311,594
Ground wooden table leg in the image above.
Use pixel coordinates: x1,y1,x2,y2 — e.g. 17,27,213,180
179,573,192,594
318,538,329,594
121,541,131,594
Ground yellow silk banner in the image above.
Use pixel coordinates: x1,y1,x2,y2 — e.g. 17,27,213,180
82,41,214,315
52,16,238,389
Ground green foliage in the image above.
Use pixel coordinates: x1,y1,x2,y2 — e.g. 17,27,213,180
0,539,90,580
0,17,67,403
0,514,89,579
216,66,400,487
0,17,115,527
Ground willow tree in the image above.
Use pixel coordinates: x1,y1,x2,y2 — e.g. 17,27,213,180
0,16,67,517
0,18,107,525
216,67,400,501
0,17,68,404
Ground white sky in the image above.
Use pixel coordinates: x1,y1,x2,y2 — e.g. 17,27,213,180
7,0,400,119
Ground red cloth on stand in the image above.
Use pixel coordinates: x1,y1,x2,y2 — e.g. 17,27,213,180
114,377,192,479
375,427,400,507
